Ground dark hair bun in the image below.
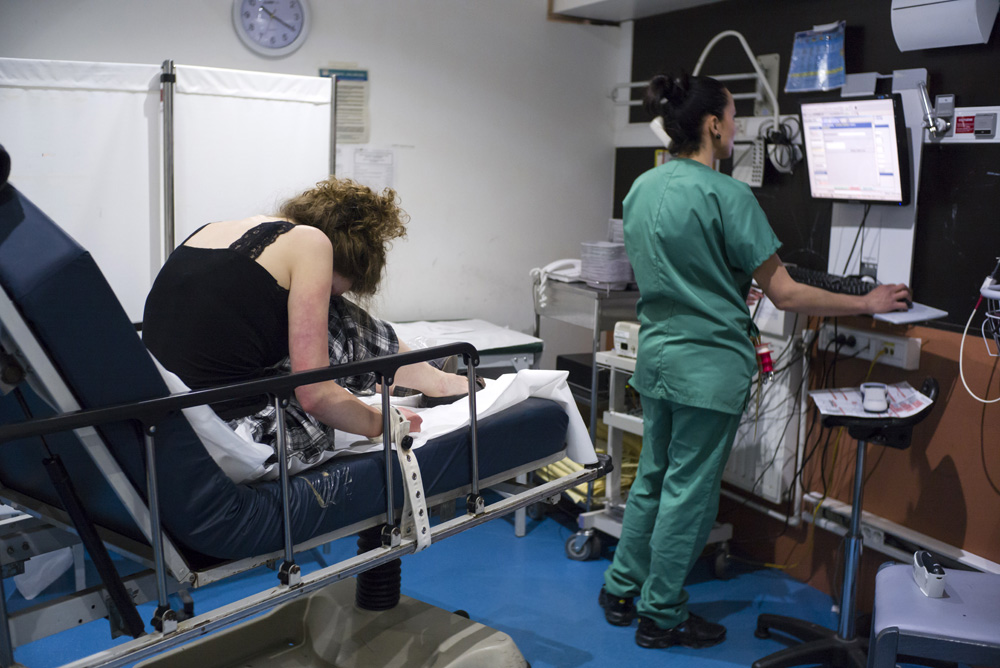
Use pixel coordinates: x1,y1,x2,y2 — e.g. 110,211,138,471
663,74,690,106
646,73,691,116
643,72,729,156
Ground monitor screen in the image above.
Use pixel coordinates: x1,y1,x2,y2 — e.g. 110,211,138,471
800,95,911,206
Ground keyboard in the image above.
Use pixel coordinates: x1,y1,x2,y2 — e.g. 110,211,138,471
785,265,876,296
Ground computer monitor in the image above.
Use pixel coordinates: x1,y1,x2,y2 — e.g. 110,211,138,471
800,94,911,206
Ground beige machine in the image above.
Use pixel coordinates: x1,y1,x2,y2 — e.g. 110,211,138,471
612,321,640,358
136,578,526,668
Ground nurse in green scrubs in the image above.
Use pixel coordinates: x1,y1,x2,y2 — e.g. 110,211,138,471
598,73,911,651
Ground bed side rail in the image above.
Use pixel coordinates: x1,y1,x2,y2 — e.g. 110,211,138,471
0,341,481,634
0,342,479,444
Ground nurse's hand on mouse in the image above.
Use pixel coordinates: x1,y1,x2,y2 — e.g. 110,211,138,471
866,283,911,313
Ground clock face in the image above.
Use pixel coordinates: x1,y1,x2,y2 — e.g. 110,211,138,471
233,0,310,56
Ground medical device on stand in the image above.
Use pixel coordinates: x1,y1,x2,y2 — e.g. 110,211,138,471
959,257,1000,403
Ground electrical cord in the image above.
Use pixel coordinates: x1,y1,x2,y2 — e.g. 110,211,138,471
759,117,802,173
792,346,888,573
980,355,1000,495
958,302,1000,403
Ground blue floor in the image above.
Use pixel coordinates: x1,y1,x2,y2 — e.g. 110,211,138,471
6,505,839,667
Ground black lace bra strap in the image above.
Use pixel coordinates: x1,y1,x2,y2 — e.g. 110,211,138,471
228,221,297,260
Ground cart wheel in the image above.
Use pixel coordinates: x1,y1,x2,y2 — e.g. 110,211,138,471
565,531,601,561
713,543,731,580
526,502,547,521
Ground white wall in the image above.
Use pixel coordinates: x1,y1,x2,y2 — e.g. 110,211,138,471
0,0,620,361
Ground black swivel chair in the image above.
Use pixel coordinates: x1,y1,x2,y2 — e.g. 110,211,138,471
752,377,939,668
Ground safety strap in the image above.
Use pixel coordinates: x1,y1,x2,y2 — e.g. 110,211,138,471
386,406,431,553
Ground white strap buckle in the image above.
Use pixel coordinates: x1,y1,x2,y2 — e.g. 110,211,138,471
386,406,431,553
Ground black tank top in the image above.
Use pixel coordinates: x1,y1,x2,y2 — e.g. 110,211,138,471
142,221,296,420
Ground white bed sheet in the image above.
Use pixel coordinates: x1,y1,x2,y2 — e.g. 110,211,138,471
152,356,594,485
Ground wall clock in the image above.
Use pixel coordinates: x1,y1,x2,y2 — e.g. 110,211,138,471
233,0,310,57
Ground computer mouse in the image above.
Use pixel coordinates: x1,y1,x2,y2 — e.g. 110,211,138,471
905,298,913,310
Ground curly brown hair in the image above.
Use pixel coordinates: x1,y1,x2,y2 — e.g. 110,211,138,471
279,177,408,297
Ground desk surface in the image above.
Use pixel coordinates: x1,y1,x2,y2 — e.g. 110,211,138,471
392,319,543,354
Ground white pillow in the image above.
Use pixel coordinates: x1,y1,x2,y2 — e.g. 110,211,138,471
149,355,273,484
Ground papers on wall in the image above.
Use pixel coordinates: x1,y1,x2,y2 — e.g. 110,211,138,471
786,20,846,93
319,66,370,144
336,146,395,192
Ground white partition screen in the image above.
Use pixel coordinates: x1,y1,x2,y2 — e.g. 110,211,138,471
0,59,333,322
172,65,332,245
0,58,162,322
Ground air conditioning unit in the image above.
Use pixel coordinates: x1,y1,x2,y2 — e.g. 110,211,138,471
891,0,1000,51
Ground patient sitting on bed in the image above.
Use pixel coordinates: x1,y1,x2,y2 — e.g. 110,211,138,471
142,177,470,468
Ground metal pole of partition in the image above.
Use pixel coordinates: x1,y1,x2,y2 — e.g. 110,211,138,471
161,60,176,256
590,299,600,443
329,74,337,176
838,439,868,641
274,397,294,566
380,385,395,527
144,428,170,615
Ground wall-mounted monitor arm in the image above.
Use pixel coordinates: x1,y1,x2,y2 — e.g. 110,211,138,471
917,81,950,138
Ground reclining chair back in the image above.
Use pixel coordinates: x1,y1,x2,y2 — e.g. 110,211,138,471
0,184,288,567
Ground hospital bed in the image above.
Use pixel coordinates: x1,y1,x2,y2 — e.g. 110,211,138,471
0,177,608,667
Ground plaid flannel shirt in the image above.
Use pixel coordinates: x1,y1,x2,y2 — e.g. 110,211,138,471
227,297,399,466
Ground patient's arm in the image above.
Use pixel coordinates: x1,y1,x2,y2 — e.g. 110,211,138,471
284,227,398,437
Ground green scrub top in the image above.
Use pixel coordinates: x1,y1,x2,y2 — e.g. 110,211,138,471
622,158,781,415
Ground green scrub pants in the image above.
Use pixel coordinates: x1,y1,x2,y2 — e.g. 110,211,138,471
603,395,741,629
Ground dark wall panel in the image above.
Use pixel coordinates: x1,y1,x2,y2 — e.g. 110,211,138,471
618,0,1000,330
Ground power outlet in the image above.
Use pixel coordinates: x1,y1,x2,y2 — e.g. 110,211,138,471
817,324,922,370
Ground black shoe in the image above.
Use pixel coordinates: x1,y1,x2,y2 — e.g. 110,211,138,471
635,613,726,649
598,586,637,626
419,375,486,408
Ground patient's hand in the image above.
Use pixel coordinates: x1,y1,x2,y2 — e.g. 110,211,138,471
399,407,422,433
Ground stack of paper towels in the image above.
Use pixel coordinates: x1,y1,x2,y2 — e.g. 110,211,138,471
608,218,625,244
581,241,633,290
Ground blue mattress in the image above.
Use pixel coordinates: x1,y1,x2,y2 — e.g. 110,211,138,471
0,184,568,569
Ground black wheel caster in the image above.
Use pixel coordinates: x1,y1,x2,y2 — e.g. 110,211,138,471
564,531,602,561
713,542,732,580
526,502,546,521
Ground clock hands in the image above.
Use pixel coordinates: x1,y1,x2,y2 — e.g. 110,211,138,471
260,6,296,32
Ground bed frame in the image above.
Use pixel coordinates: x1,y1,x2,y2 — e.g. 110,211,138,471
0,179,608,667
